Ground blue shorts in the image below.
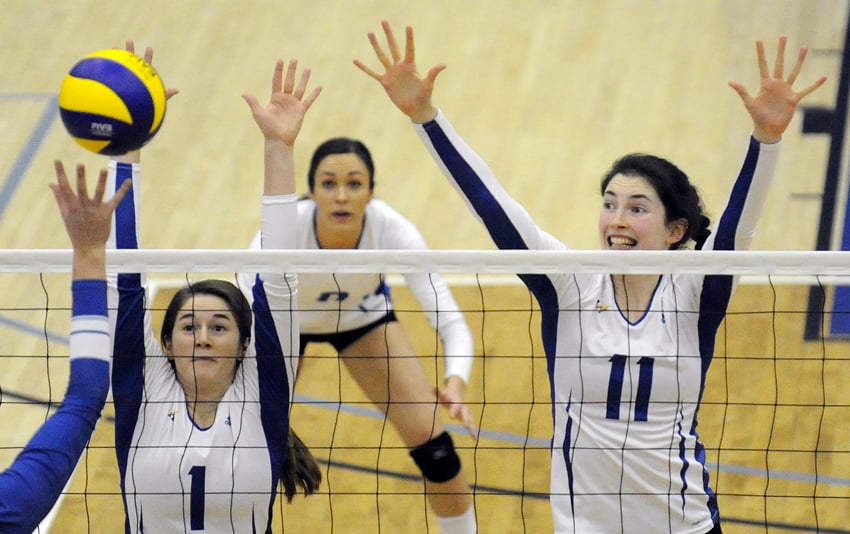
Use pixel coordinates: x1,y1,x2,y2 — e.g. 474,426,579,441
299,311,398,355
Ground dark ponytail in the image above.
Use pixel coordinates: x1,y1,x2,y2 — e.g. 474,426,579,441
280,427,322,502
693,215,712,250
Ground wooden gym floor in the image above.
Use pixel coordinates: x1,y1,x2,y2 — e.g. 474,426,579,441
0,1,848,532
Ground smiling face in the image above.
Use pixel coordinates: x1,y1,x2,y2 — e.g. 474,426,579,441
310,152,374,248
598,174,687,251
163,293,245,400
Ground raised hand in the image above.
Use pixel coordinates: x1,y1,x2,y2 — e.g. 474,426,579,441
243,59,322,147
125,39,180,100
354,20,444,124
117,39,179,163
50,161,131,279
728,36,827,144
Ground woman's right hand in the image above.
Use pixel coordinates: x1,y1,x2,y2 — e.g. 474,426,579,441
242,59,321,147
354,20,443,124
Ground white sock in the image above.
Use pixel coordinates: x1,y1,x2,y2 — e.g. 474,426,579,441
436,504,476,534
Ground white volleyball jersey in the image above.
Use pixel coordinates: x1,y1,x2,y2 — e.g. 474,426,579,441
414,110,779,534
108,162,298,534
117,352,277,533
241,197,474,383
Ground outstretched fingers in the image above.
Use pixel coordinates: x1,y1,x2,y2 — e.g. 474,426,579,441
52,160,71,193
766,35,827,97
368,31,392,69
283,59,322,108
772,35,787,80
785,45,807,86
124,39,178,101
110,177,132,209
356,21,412,75
381,19,402,63
734,36,829,144
756,40,769,80
90,167,108,205
426,64,447,85
301,83,322,111
51,162,128,234
245,58,322,145
74,164,89,206
404,25,415,63
786,46,828,99
49,161,73,216
89,167,130,211
242,92,260,113
797,74,828,100
354,20,442,123
283,59,297,96
271,59,284,96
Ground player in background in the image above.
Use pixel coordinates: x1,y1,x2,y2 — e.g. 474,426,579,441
355,21,826,534
241,136,477,533
108,46,321,533
0,162,130,533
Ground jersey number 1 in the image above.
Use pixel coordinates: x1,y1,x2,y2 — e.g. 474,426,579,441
189,465,206,530
606,355,654,421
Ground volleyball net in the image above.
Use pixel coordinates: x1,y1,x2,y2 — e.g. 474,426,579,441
0,249,848,533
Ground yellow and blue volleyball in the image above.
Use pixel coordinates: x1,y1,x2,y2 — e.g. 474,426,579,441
59,49,167,155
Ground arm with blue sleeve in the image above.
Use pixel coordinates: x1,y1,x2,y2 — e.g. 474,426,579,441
251,192,299,461
105,158,160,467
0,280,110,533
697,136,780,331
703,137,779,253
414,109,566,253
0,160,120,533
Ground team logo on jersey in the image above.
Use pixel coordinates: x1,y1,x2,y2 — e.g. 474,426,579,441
168,409,178,421
595,299,610,312
317,291,349,302
225,415,232,426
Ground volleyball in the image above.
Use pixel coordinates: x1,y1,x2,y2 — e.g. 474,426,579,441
58,49,167,155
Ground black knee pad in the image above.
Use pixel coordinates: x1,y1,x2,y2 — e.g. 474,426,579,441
409,431,461,483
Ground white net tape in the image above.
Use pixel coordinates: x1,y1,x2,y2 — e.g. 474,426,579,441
2,249,850,277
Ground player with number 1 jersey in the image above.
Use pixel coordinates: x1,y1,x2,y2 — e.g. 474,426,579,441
107,58,319,533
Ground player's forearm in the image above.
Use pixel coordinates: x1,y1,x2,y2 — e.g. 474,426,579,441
72,248,107,281
264,139,295,197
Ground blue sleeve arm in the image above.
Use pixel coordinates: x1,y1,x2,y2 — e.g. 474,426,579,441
253,195,298,476
109,161,148,457
707,137,780,252
0,279,109,532
416,110,551,251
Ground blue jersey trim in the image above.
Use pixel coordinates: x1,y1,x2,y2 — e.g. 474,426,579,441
251,276,291,500
114,162,138,249
422,120,528,251
72,279,107,316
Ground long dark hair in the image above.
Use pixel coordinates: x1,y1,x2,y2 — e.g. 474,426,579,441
600,153,711,249
281,428,322,502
